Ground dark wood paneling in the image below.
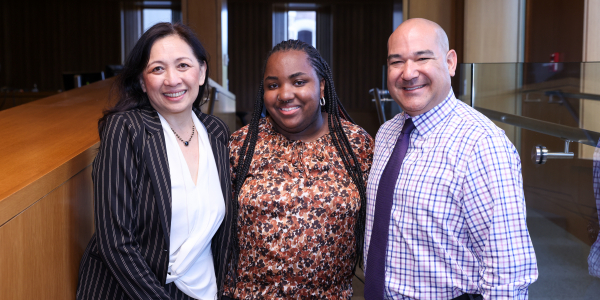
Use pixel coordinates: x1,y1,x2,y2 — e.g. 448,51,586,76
1,0,121,91
316,6,333,67
525,0,584,62
331,2,392,114
450,0,464,64
228,1,273,113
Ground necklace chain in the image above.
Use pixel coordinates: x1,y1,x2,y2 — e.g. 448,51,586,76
171,125,195,146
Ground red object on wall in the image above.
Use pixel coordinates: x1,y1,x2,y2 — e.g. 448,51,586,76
550,52,561,71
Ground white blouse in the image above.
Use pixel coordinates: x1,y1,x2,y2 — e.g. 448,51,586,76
158,111,225,300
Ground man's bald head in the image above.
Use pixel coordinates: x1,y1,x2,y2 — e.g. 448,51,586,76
386,18,457,116
389,18,449,54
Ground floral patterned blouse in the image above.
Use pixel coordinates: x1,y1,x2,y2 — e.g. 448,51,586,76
224,117,374,299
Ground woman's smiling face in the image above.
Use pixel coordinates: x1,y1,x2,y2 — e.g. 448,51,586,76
141,34,206,119
262,50,325,140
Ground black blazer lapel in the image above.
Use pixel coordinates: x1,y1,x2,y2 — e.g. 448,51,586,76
140,107,172,251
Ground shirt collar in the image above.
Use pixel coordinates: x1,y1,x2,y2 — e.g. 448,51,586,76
404,88,457,138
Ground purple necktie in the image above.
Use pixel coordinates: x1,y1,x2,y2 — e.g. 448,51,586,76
364,118,415,299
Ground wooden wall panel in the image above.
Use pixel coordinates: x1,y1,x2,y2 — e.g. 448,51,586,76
525,0,584,63
0,0,121,91
330,2,392,137
0,79,109,298
580,0,600,159
0,166,94,299
228,1,272,114
464,0,523,63
406,0,464,63
462,1,525,148
331,2,392,113
183,0,227,87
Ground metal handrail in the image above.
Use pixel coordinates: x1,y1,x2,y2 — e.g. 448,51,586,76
521,90,600,130
475,107,600,147
367,87,600,147
369,88,393,125
369,88,393,101
545,90,600,101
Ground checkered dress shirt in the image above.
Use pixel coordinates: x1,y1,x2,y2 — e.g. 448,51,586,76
588,139,600,278
364,89,538,299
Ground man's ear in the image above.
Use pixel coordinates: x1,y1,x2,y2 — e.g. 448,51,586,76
447,49,458,77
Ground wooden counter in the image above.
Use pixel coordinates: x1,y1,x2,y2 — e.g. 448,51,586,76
0,91,60,111
0,79,109,299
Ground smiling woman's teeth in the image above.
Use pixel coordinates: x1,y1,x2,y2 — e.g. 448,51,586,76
404,85,425,91
281,106,299,112
164,91,186,97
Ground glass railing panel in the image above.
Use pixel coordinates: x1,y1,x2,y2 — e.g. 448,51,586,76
461,61,600,299
453,63,473,106
472,62,522,150
580,62,600,160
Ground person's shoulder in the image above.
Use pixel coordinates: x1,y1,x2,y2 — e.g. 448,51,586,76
445,101,518,159
103,108,146,132
373,112,403,142
449,101,507,139
230,118,269,143
340,118,374,144
98,109,150,151
197,111,230,141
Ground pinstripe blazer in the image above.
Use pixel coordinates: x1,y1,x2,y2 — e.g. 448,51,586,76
76,107,234,300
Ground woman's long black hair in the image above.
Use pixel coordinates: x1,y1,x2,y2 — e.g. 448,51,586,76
230,40,368,281
97,22,210,135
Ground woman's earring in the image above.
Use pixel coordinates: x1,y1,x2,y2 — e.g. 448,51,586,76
320,97,326,106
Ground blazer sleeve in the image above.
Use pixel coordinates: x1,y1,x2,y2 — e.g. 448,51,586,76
93,113,171,300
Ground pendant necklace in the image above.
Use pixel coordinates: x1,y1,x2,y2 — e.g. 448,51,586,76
171,125,195,146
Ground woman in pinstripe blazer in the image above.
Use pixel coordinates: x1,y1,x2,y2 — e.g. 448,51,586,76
76,23,234,300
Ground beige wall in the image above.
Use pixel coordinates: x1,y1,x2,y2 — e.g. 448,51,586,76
405,0,463,60
580,0,600,158
463,0,525,147
407,0,453,40
464,0,524,63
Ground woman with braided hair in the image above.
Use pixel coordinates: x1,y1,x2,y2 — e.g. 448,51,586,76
223,40,374,299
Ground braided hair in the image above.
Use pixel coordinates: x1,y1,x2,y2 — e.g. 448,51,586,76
229,40,368,283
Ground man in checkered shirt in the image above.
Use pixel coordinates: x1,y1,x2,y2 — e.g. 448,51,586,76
363,18,538,300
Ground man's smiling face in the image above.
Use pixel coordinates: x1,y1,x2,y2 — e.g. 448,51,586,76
387,19,457,116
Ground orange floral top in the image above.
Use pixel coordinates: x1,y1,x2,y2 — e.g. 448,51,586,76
224,117,374,299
